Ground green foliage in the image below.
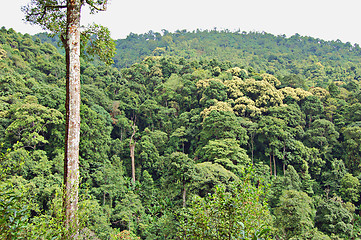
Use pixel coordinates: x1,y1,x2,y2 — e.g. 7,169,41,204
3,96,63,149
112,230,141,240
0,176,29,240
81,24,116,65
321,158,347,196
25,189,116,239
180,175,272,240
339,173,360,203
22,0,115,65
343,126,361,173
112,30,361,90
304,119,339,158
192,162,238,197
315,197,354,239
1,27,361,239
200,110,248,145
275,190,315,239
301,95,324,126
201,138,250,174
268,165,302,208
0,146,30,240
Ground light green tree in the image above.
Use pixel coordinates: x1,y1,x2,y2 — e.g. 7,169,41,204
180,176,272,239
201,138,251,175
4,96,63,149
339,173,360,203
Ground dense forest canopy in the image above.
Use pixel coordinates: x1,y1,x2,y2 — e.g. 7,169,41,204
112,29,361,87
1,26,361,239
36,29,361,89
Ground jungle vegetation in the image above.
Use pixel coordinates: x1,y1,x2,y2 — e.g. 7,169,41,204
1,27,361,239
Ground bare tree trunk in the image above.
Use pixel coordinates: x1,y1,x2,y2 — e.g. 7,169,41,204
63,0,81,237
283,145,286,175
103,191,106,207
272,153,277,177
273,153,277,177
130,120,136,183
182,182,187,207
251,140,254,165
120,127,123,141
269,154,272,176
283,163,286,176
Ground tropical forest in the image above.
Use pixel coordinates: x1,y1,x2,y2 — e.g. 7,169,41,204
1,12,361,240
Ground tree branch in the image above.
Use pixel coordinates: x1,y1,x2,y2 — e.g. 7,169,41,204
26,4,66,22
86,0,107,11
45,5,67,9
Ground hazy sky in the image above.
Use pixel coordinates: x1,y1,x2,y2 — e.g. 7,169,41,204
2,0,361,44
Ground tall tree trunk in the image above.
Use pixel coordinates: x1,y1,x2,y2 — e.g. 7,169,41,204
273,153,277,177
269,154,272,176
182,181,187,207
63,0,81,236
251,139,254,165
283,163,286,176
103,191,106,207
130,120,136,183
283,145,286,175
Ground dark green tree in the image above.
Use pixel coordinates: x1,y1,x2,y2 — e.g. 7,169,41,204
275,190,315,239
343,126,361,174
315,197,353,239
300,95,324,127
165,152,194,207
304,119,339,159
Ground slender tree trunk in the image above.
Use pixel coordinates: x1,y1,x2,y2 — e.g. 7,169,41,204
63,0,81,237
283,145,286,175
251,139,254,165
130,121,136,183
103,191,106,207
273,152,277,177
182,182,187,207
269,154,272,176
130,143,136,183
283,163,286,176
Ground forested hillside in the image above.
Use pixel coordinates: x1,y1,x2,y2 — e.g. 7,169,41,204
36,29,361,90
1,26,361,239
113,30,361,88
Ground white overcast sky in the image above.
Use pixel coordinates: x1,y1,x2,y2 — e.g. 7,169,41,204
1,0,361,44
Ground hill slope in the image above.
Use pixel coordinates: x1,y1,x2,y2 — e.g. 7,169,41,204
113,30,361,88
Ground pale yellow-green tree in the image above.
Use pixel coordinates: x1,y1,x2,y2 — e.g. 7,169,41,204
279,87,312,101
225,77,284,117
